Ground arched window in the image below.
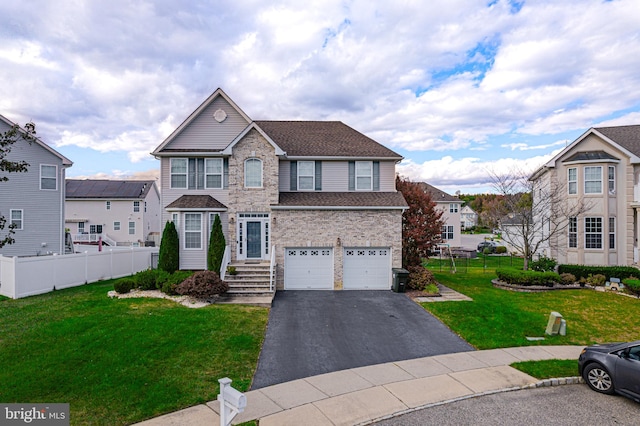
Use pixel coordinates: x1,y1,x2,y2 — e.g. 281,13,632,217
245,158,262,188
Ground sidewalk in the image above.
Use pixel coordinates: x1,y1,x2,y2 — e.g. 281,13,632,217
135,345,584,426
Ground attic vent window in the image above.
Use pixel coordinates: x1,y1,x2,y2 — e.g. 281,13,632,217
213,109,227,123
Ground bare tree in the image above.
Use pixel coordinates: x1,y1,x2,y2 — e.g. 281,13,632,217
488,167,590,270
1,122,36,248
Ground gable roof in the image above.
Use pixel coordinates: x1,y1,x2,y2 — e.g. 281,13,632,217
0,114,73,167
255,121,402,159
416,182,461,203
273,192,407,210
66,179,156,199
152,88,251,155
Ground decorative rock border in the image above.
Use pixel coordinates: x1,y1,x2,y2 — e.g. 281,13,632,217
492,279,589,293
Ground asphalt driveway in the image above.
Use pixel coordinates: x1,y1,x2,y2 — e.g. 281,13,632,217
251,290,473,389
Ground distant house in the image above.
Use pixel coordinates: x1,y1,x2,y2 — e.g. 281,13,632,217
460,205,478,230
0,114,73,257
65,180,161,246
417,182,463,247
530,124,640,266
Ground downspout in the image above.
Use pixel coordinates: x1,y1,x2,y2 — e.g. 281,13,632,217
60,166,65,254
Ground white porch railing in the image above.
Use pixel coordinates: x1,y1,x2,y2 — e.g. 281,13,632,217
72,233,117,246
269,245,276,292
220,245,231,280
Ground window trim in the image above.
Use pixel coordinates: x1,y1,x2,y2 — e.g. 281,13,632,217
106,201,111,210
441,225,454,240
40,164,57,191
114,221,121,231
568,167,577,195
184,213,202,250
297,161,315,191
584,217,603,249
609,217,615,250
170,158,188,189
205,158,224,189
128,221,135,235
568,217,577,248
133,201,140,212
584,166,602,194
244,158,263,188
449,203,459,213
608,165,615,194
355,161,373,191
10,209,23,230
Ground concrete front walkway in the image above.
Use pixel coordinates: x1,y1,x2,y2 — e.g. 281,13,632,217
135,345,584,426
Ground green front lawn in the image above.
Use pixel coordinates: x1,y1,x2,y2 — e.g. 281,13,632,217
0,280,268,426
422,263,640,349
511,359,578,379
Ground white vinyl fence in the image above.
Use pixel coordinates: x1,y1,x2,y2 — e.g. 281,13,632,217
0,247,159,299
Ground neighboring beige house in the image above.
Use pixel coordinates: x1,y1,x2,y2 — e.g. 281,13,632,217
151,88,407,290
0,115,73,257
65,180,161,246
460,205,478,230
417,182,463,248
531,124,640,266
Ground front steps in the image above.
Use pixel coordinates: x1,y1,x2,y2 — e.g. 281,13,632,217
218,261,275,307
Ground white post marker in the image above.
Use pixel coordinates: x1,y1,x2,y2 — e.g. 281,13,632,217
218,377,246,426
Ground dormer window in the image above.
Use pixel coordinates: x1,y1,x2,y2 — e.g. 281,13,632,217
245,158,262,188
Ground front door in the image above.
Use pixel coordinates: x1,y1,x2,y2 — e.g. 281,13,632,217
247,222,262,258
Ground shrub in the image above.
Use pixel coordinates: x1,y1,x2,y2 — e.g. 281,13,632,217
155,269,172,290
423,283,440,295
114,278,135,294
175,270,229,299
496,269,561,287
495,246,507,254
530,256,557,272
622,279,640,297
160,270,194,295
483,247,491,255
557,264,640,281
560,273,576,285
586,273,606,287
158,221,179,273
407,266,436,291
207,214,226,273
135,269,157,290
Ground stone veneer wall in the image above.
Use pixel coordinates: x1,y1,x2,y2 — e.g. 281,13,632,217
227,129,279,258
272,209,403,289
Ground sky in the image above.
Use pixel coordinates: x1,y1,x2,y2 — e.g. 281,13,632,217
2,0,640,194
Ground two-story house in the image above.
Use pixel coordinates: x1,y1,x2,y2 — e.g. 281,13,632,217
65,179,161,246
531,124,640,266
417,182,463,248
0,114,73,257
152,88,407,290
460,205,478,230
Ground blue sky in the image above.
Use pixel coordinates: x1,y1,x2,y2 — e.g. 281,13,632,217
2,0,640,193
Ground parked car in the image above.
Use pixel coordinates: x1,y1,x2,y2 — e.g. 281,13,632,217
578,340,640,402
477,241,501,253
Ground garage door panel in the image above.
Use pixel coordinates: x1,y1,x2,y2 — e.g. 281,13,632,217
285,248,333,290
343,247,391,290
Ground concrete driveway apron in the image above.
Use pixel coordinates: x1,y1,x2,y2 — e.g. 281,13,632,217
251,290,473,389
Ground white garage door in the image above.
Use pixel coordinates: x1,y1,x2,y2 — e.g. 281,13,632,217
284,248,334,290
343,247,391,290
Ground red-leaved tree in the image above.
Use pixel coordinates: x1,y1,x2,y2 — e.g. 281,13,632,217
396,175,445,269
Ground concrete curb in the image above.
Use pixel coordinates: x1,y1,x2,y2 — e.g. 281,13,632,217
361,376,586,425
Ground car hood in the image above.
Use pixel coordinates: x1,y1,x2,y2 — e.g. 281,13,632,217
585,341,636,353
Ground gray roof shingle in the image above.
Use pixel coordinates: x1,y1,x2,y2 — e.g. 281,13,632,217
416,182,461,203
276,192,407,208
66,180,155,199
595,125,640,156
255,121,402,158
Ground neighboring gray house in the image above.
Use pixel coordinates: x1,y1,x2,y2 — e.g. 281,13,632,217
0,114,73,257
65,180,162,246
152,88,407,290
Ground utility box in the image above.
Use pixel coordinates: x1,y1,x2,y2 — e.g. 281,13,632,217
392,268,409,293
545,311,563,335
